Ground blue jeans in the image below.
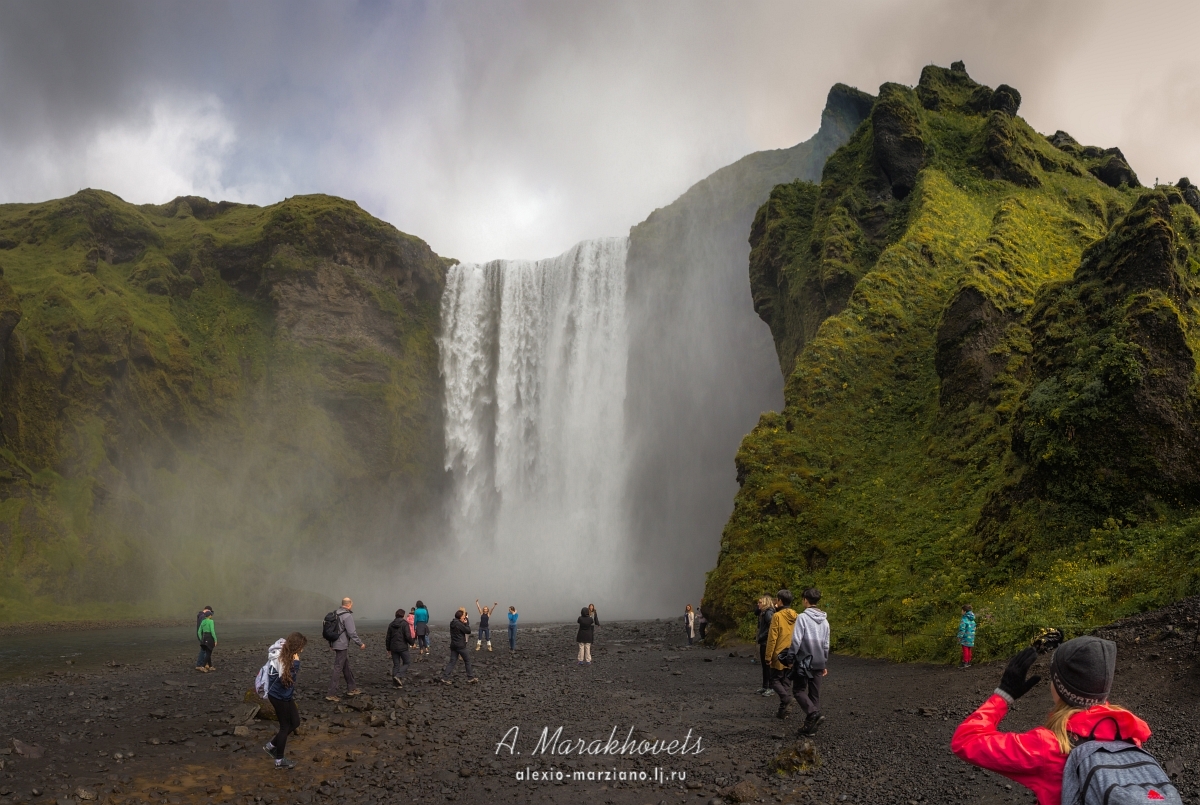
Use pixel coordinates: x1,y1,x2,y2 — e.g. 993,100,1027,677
196,644,212,667
478,627,491,641
508,625,517,650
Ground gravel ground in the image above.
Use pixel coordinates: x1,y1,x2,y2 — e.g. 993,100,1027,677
1,603,1197,805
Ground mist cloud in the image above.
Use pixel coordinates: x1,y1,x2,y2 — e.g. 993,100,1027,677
2,1,1198,262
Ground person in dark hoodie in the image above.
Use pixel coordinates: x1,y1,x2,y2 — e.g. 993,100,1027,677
263,631,306,770
386,608,414,688
788,587,830,735
441,609,478,684
576,607,594,665
754,595,775,695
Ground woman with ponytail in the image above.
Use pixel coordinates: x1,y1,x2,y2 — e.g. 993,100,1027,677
951,636,1151,804
263,632,308,770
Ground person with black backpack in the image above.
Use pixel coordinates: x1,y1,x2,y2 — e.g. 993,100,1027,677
386,608,414,688
323,597,366,702
951,635,1174,805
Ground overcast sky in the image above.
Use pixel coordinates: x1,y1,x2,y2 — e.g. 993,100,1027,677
1,1,1198,262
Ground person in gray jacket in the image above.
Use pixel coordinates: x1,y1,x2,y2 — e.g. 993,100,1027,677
327,597,366,702
789,587,830,735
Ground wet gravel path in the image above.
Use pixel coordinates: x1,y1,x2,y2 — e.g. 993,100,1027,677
1,611,1197,804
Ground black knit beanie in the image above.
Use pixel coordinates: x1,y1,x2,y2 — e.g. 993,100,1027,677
1050,636,1116,708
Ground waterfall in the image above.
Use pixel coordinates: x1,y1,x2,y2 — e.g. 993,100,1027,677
439,237,630,598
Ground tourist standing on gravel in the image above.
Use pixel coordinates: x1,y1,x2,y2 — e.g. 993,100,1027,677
684,604,696,645
326,597,365,702
951,636,1155,805
576,606,595,665
789,588,830,735
958,605,976,668
476,599,497,651
264,631,307,770
196,607,217,672
755,595,776,695
765,589,798,719
507,606,519,651
386,608,414,688
441,608,478,683
414,601,430,657
697,606,707,641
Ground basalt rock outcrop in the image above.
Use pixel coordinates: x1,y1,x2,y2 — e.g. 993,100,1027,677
707,63,1200,660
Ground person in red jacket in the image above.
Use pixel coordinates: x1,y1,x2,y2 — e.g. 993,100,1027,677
951,636,1151,805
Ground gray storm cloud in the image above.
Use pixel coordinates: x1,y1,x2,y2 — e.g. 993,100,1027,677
1,1,1198,262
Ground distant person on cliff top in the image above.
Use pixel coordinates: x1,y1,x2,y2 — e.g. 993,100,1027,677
789,587,830,736
507,606,518,651
576,606,595,665
951,636,1168,805
765,590,798,719
754,595,776,695
684,604,696,646
475,599,497,651
325,597,365,702
263,631,307,770
958,605,976,669
441,608,478,684
195,607,217,673
413,601,430,657
386,608,414,688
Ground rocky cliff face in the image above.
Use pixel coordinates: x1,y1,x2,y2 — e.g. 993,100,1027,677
707,63,1200,659
0,191,450,619
623,85,873,608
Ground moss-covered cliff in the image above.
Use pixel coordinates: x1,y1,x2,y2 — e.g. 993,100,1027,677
0,190,451,621
705,62,1200,660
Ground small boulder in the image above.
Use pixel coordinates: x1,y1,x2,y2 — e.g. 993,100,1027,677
12,739,44,759
989,84,1022,115
720,777,762,803
75,787,97,801
232,726,250,738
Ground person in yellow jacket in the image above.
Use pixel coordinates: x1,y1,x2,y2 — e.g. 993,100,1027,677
764,589,798,719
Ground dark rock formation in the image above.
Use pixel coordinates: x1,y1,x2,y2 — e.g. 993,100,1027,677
872,83,926,199
935,285,1011,409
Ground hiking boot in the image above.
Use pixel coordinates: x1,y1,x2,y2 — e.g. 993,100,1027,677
274,758,295,770
467,677,480,683
346,689,362,697
441,678,452,685
762,689,776,697
487,642,493,651
775,705,790,720
206,666,216,671
754,687,767,695
324,696,340,702
802,713,826,735
475,641,481,651
195,666,207,673
263,742,279,760
392,676,404,688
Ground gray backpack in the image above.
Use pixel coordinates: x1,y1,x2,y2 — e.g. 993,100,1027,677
1061,737,1180,805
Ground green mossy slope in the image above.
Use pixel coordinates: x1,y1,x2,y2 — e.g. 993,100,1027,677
0,191,450,621
706,63,1200,660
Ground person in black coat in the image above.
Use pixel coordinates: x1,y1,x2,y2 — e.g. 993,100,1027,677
386,608,413,688
441,609,478,684
755,595,776,695
576,607,595,665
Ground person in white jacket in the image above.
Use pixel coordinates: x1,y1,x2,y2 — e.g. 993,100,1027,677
789,587,830,736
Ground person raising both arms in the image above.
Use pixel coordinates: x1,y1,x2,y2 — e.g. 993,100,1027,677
476,599,497,651
951,635,1168,805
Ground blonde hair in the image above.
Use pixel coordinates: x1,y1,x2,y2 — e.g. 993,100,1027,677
757,595,773,610
1045,699,1128,754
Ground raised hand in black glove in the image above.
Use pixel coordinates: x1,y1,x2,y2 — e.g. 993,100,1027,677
997,646,1042,700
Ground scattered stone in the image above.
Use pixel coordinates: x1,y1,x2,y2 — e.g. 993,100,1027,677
232,726,250,737
769,739,821,776
74,787,97,801
720,778,760,803
11,739,44,759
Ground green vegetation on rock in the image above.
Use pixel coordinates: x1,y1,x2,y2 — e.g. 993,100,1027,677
706,62,1200,661
0,190,451,621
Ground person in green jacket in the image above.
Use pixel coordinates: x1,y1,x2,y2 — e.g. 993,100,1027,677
196,608,218,672
957,605,976,669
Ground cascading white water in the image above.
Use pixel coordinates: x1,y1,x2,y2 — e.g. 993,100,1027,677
439,237,630,603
